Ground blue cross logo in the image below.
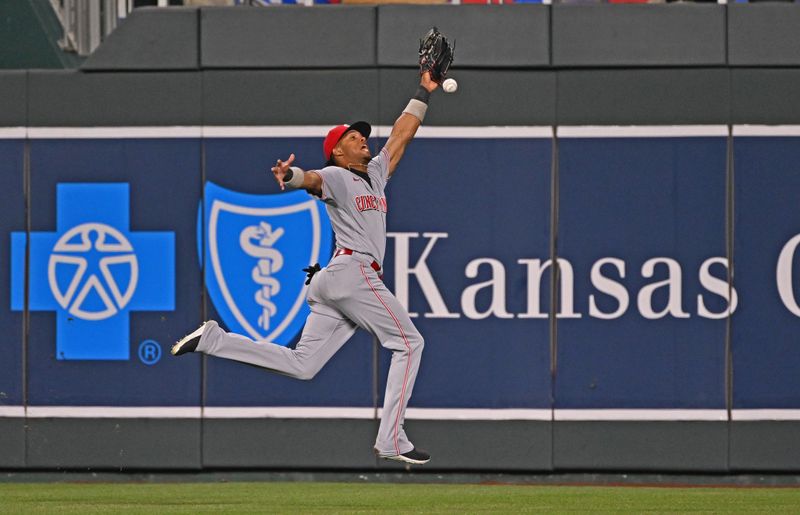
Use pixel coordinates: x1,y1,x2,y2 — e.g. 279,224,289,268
10,183,175,360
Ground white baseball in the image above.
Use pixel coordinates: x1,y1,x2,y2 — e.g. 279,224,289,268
442,78,458,93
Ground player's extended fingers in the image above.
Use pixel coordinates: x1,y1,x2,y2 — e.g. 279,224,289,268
271,167,286,190
271,155,296,191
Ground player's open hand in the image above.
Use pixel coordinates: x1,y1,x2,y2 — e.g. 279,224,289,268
271,153,295,191
420,71,439,93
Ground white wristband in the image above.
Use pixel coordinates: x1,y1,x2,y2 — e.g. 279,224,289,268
285,166,305,189
403,99,428,123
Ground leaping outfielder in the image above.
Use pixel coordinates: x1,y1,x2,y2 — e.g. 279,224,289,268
173,28,455,465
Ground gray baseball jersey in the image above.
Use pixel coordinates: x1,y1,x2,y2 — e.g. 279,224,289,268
196,147,426,458
314,147,389,266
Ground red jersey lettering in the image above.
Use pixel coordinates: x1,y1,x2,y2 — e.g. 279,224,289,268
354,194,387,213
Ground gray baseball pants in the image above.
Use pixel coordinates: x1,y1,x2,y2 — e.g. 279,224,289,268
197,252,425,457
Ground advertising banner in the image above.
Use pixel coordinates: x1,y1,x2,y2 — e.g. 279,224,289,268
378,133,553,409
18,137,201,406
202,136,374,407
6,127,799,416
202,132,553,410
0,138,24,409
732,132,800,409
555,129,728,410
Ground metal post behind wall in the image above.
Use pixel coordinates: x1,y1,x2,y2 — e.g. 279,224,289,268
52,0,119,56
55,0,75,53
103,0,119,41
77,0,97,56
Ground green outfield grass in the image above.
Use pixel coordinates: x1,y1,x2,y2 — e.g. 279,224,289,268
1,482,799,513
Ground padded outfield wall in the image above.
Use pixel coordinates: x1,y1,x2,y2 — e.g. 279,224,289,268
1,4,800,471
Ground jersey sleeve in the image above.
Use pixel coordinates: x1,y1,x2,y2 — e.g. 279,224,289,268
368,147,391,183
313,166,347,205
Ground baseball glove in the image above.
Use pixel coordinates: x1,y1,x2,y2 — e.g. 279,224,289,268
418,27,455,85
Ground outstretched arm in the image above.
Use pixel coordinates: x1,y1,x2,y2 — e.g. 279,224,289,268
271,153,323,197
383,72,439,177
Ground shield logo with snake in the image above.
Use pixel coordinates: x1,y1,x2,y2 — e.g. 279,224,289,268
201,182,333,346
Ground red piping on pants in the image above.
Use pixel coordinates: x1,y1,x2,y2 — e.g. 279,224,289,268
360,264,412,456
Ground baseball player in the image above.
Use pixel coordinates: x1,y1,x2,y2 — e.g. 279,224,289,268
172,70,442,465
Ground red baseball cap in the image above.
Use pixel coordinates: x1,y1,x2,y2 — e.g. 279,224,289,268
323,121,371,162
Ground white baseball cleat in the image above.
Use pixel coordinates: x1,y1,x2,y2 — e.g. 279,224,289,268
171,321,209,356
383,448,431,465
